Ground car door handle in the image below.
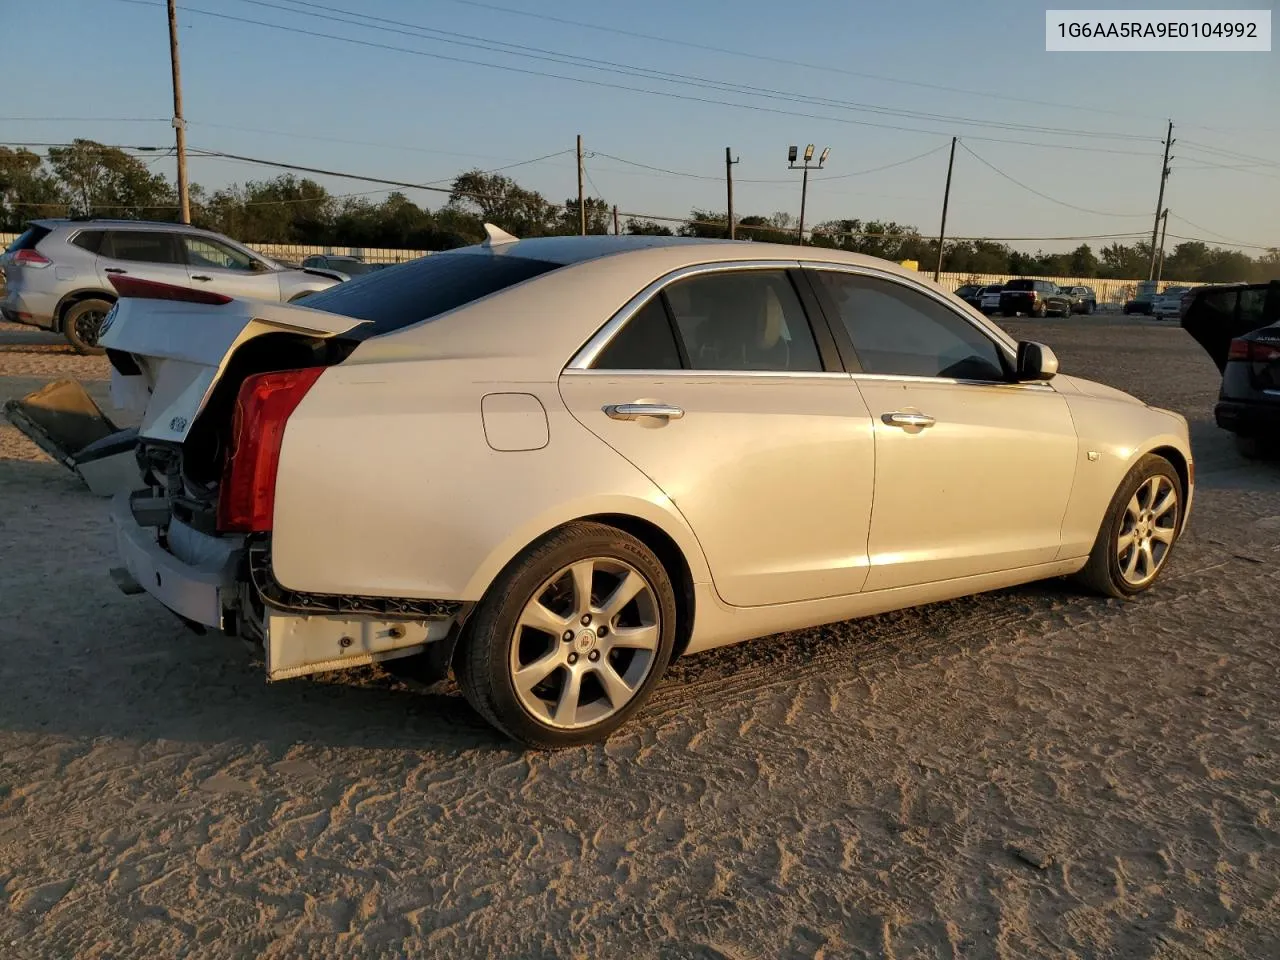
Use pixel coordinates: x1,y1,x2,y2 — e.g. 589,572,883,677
882,411,936,429
603,403,685,421
191,274,212,282
103,267,127,274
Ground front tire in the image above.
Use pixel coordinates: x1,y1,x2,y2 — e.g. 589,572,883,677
456,522,678,748
1076,454,1183,599
62,298,113,355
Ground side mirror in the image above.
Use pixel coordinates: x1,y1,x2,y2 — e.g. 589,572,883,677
1016,341,1058,381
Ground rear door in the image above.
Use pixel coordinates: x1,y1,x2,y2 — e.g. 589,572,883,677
805,265,1078,591
97,230,190,289
559,263,877,607
179,234,282,301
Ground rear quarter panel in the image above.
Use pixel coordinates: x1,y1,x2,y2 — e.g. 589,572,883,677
269,357,714,601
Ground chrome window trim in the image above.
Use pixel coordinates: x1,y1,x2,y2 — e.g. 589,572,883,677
566,259,806,372
850,371,1055,391
561,368,850,380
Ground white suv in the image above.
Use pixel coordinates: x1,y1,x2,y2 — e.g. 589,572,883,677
1,219,345,353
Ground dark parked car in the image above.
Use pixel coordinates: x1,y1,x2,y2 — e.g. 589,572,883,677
1059,285,1097,315
1182,280,1280,457
953,283,985,309
1000,279,1072,318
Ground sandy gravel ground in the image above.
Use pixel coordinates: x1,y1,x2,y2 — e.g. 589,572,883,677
1,318,1278,959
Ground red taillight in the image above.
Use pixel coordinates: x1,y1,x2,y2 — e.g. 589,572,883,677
1227,339,1280,363
108,275,233,305
216,368,325,533
13,249,51,267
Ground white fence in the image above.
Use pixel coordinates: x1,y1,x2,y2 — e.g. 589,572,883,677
1,232,1194,304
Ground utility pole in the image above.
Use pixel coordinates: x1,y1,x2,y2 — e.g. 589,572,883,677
612,204,619,236
933,136,957,283
166,0,191,223
787,144,829,247
576,134,586,238
725,147,739,239
1155,208,1170,283
1148,120,1174,281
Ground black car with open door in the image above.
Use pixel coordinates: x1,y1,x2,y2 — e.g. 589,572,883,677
1182,280,1280,458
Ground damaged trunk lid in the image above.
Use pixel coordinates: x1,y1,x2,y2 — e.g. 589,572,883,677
100,295,368,445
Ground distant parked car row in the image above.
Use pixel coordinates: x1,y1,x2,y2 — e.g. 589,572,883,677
0,219,361,353
953,280,1097,318
300,254,396,279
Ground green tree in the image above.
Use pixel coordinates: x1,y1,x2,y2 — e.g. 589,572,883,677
45,139,174,219
0,147,63,229
448,170,559,237
561,196,612,235
1067,244,1099,277
624,217,673,236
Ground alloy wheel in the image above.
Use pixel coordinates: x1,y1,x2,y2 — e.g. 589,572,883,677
1116,474,1179,587
508,557,661,730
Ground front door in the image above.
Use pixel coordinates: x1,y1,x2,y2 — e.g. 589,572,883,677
559,266,876,607
807,267,1078,592
179,234,282,301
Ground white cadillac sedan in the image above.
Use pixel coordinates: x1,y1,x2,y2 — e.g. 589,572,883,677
102,231,1193,748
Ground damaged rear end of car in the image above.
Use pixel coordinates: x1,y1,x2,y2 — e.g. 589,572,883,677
103,278,469,682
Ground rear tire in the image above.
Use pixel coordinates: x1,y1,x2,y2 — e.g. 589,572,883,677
456,522,678,749
1234,434,1273,461
1076,454,1183,599
62,298,112,355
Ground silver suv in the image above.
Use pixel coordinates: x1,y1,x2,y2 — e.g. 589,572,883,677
1,219,345,353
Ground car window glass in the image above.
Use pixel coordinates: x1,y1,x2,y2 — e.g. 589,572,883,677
816,272,1007,381
104,231,181,265
70,230,104,254
183,236,256,272
593,296,682,370
1240,288,1267,330
661,271,823,372
299,251,563,337
1199,289,1238,323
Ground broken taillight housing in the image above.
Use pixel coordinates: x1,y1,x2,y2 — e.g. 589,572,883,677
216,367,325,533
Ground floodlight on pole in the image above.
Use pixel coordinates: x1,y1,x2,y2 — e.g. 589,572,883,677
787,143,831,245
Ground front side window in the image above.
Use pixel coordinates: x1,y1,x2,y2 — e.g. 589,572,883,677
815,271,1008,381
184,236,257,272
103,231,182,265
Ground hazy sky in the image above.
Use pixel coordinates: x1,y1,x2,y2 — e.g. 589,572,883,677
7,0,1278,252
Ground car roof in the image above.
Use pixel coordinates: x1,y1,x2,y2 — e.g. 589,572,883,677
32,218,212,233
443,233,934,281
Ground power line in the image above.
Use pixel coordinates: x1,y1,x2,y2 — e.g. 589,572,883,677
1179,140,1279,169
1167,214,1273,250
959,143,1150,218
588,145,949,184
232,0,1157,145
104,0,1162,155
427,0,1176,123
0,117,170,123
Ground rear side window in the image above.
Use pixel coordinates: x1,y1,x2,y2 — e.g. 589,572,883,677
593,297,682,370
70,230,105,254
5,225,51,253
300,252,562,336
103,231,182,264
